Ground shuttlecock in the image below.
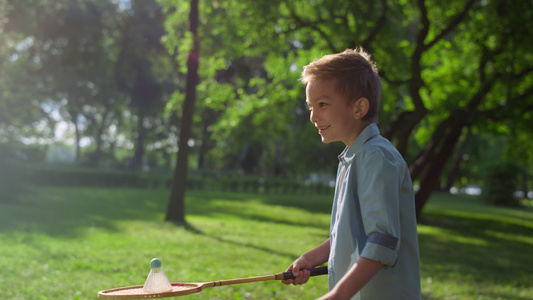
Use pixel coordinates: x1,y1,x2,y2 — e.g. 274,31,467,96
143,258,173,293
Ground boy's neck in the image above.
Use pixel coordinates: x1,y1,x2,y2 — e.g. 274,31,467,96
345,121,374,148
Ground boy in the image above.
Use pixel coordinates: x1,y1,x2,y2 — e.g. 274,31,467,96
282,48,422,300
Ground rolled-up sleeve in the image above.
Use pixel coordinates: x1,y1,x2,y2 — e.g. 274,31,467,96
361,233,398,266
357,148,402,267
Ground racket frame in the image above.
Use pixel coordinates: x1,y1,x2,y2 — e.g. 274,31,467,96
97,266,327,299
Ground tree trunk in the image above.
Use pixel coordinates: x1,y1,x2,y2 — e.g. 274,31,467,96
90,108,111,168
166,0,199,224
131,113,146,170
443,126,471,191
413,113,467,220
412,73,497,219
70,110,81,164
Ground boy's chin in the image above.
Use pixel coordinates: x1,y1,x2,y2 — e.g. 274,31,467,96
320,137,333,144
320,137,344,145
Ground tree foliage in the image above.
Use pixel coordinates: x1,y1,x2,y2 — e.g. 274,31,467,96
1,0,177,168
1,0,532,219
158,0,533,218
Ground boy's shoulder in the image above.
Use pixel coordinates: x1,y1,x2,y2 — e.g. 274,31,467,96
342,123,405,167
356,131,406,167
356,125,396,153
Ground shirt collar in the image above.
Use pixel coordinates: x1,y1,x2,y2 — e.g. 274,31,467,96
338,123,380,164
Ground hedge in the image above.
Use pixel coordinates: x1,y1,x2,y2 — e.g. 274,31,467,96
27,166,334,195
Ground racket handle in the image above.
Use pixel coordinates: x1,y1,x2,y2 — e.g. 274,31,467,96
282,266,328,280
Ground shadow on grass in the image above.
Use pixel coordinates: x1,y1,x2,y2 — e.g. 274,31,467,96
418,210,532,300
184,191,332,229
0,186,332,266
0,186,329,241
0,187,167,234
182,222,299,261
2,186,531,299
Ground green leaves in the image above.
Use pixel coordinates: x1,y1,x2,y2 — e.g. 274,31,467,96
2,0,531,185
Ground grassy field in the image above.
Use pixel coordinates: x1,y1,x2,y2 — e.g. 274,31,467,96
0,186,531,299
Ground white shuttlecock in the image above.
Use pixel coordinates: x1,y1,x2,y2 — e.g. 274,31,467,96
143,258,173,293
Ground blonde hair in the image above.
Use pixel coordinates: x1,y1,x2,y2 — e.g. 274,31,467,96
300,48,381,122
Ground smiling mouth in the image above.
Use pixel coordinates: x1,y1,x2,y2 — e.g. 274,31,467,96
317,125,330,133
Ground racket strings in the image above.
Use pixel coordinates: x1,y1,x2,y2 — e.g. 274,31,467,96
99,284,201,299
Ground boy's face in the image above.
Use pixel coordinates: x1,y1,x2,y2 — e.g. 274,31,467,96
306,78,361,146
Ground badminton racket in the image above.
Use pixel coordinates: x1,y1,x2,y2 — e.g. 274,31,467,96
97,266,327,299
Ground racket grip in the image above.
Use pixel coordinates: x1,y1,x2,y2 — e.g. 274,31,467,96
282,266,328,280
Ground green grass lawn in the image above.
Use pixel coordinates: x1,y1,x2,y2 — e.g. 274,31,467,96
0,186,531,299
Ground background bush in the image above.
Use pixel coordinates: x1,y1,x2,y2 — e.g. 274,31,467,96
0,143,33,203
482,161,521,206
27,166,334,195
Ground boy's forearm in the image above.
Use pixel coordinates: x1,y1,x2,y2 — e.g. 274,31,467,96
326,257,382,299
301,239,330,266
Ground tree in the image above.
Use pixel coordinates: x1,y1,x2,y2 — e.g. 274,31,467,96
114,0,171,170
2,0,177,168
181,0,533,219
0,1,58,143
165,0,200,224
2,0,125,164
406,0,533,217
4,0,530,222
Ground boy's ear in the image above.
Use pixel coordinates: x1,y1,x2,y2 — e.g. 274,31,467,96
353,97,370,120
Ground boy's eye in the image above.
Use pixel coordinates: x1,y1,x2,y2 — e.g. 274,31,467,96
319,102,327,107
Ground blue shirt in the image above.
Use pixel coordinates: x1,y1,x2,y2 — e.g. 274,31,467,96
328,123,421,300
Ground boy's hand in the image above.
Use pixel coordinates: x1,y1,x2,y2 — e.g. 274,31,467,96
282,257,313,285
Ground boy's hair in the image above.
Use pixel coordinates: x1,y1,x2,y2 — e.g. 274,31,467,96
300,48,381,122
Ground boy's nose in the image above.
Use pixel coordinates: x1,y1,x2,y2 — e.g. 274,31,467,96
309,110,317,124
